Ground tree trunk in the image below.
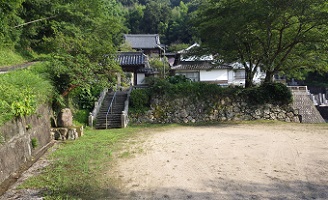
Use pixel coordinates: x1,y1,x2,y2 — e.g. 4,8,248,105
264,71,275,83
61,84,79,97
245,68,254,88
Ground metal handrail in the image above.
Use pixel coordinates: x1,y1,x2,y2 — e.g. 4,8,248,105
105,90,118,129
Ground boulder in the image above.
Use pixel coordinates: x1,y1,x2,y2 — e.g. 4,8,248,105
57,108,73,127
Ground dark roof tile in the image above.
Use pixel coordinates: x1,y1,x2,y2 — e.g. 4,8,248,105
172,61,232,70
124,34,161,49
117,52,147,66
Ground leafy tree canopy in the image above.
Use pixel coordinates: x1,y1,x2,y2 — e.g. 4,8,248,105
195,0,328,87
0,0,25,47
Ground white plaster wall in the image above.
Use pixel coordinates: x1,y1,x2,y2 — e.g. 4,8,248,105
137,73,146,85
200,69,228,81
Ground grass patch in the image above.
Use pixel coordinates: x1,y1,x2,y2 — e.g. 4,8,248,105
0,48,26,67
0,63,53,125
18,125,174,199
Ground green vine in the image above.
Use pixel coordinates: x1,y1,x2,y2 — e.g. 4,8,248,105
11,88,37,117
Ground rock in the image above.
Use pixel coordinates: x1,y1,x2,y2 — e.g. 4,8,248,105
57,108,73,127
67,128,77,140
56,128,68,140
277,112,286,119
76,126,84,137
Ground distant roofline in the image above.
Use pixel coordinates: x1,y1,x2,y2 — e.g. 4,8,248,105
124,34,160,37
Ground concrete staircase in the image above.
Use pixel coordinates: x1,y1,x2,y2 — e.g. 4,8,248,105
289,87,326,123
95,91,127,129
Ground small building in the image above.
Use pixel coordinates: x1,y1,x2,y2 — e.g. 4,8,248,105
116,52,157,85
170,43,265,86
123,34,164,56
171,61,233,85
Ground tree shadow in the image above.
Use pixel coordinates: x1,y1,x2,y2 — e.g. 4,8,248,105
110,178,328,200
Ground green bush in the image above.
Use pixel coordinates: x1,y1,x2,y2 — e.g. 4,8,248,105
147,77,238,101
145,78,292,107
261,82,292,104
0,64,53,125
74,109,89,125
0,48,26,67
129,89,150,114
241,82,292,105
167,75,191,84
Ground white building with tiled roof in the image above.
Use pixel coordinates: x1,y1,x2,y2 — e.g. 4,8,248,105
171,43,265,86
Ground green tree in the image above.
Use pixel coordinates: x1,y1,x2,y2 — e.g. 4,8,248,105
0,0,24,47
141,0,171,34
124,3,145,34
44,0,125,97
14,0,126,107
195,0,328,87
166,1,193,45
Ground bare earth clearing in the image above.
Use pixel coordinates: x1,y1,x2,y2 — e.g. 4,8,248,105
2,123,328,200
113,123,328,200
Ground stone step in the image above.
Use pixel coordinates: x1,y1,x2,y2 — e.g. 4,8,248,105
291,92,325,123
95,91,128,129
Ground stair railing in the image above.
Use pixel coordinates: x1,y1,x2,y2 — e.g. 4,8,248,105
89,88,108,127
105,90,118,129
121,86,133,128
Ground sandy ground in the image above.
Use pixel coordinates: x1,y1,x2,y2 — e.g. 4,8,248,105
112,123,328,200
2,123,328,200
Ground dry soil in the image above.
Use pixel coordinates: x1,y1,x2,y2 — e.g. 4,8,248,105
112,123,328,200
2,122,328,200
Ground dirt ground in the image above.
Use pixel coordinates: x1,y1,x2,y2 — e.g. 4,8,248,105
112,123,328,200
2,122,328,200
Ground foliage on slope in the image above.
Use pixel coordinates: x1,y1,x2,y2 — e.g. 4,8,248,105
0,63,53,125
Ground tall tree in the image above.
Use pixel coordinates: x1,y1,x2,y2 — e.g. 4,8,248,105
166,2,193,45
195,0,328,87
141,0,171,34
125,3,145,34
17,0,126,97
0,0,24,47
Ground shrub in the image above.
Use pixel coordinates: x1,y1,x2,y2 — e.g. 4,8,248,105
261,82,292,105
0,64,53,125
167,75,191,84
241,82,292,105
147,77,239,101
130,89,150,112
31,138,38,149
74,109,89,125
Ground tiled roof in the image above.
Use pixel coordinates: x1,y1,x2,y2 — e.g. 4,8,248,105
171,61,232,70
116,52,147,66
124,34,161,49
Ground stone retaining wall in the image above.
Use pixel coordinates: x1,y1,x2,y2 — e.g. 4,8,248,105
0,105,52,185
130,97,300,124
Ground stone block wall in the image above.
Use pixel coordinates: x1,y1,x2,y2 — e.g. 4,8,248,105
130,96,300,124
0,105,52,185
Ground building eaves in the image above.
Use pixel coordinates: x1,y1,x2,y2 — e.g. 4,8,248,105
116,52,147,66
172,61,232,71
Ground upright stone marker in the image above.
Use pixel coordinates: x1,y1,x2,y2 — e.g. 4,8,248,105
57,108,73,127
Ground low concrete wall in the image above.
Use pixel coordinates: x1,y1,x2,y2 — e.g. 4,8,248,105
0,105,52,185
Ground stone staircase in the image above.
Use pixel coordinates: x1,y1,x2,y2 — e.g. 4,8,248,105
95,91,127,129
289,87,326,123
